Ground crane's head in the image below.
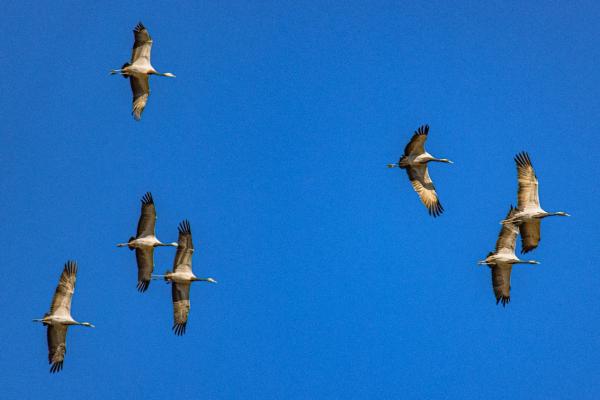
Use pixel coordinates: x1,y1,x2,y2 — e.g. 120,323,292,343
81,322,95,328
207,277,217,284
162,72,176,78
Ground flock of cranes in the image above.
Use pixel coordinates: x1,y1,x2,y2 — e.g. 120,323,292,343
389,127,569,306
35,192,217,372
33,22,569,373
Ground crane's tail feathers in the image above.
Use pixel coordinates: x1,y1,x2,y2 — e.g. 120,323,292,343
120,63,131,78
117,237,136,249
398,156,410,168
159,270,173,282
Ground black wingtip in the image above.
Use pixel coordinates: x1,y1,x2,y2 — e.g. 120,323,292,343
64,260,77,276
137,280,150,293
428,201,444,217
415,124,430,136
172,323,187,336
134,22,146,32
49,361,63,373
496,296,510,307
514,151,532,168
178,220,192,235
505,205,517,220
521,246,535,254
141,192,154,205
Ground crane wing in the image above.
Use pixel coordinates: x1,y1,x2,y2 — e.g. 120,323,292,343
403,124,429,157
130,74,150,121
515,152,540,210
49,261,77,317
173,220,194,274
130,22,153,66
47,324,68,373
406,164,443,217
172,283,191,335
519,219,541,254
135,247,154,292
491,263,512,306
495,206,519,254
136,192,156,238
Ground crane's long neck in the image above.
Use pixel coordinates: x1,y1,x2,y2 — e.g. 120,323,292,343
429,158,453,163
150,71,176,77
513,260,539,265
155,242,178,247
192,277,217,283
542,211,570,218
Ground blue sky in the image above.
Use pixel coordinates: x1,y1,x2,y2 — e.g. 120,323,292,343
1,1,599,398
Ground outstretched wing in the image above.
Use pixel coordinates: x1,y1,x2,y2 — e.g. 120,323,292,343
47,324,68,373
49,261,77,317
403,124,429,157
130,74,150,121
130,22,153,66
136,192,156,238
491,264,512,306
515,152,540,210
172,283,191,335
406,164,443,217
135,248,154,292
520,219,541,254
173,220,194,274
495,206,518,254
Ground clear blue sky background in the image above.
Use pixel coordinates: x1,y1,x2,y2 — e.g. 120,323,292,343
1,1,599,398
